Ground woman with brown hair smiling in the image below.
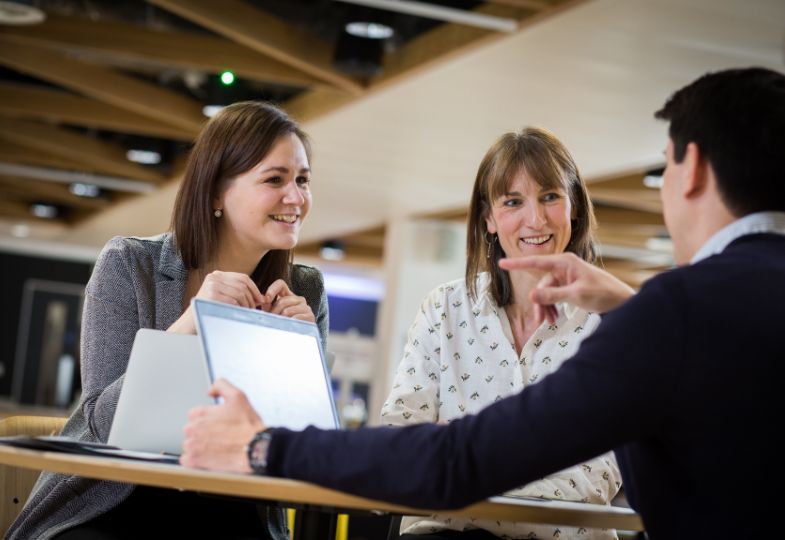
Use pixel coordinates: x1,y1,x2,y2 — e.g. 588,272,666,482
8,101,327,540
381,127,622,540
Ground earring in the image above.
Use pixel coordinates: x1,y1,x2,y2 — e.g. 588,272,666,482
214,209,223,218
485,232,495,259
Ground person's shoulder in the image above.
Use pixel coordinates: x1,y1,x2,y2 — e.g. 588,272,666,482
101,233,168,258
613,266,691,325
291,263,325,299
426,276,469,302
416,277,476,317
99,233,169,260
292,262,324,283
94,234,174,282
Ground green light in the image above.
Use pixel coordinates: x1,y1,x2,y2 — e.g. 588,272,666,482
220,70,235,85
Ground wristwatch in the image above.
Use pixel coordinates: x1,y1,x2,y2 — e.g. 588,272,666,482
247,430,273,474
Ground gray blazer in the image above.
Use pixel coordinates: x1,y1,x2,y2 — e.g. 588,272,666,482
7,233,329,540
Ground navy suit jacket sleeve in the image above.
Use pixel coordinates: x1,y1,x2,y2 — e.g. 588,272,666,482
266,275,685,509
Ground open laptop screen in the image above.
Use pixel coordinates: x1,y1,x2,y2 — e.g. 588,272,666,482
192,298,339,431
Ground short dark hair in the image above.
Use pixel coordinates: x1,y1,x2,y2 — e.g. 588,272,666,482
172,101,311,291
466,127,597,306
655,67,785,216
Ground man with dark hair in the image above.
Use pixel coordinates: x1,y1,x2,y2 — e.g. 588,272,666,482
654,67,785,216
182,67,785,539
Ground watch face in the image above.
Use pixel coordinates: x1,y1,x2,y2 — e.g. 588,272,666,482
248,431,272,473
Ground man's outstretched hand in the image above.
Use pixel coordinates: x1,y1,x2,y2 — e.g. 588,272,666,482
181,378,266,473
500,253,635,324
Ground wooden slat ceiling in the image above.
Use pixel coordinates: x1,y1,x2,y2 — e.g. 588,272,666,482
0,0,574,228
1,0,671,285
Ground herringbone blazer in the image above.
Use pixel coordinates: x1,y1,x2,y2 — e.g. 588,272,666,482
7,233,328,540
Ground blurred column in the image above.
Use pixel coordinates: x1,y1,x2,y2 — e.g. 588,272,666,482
368,216,466,425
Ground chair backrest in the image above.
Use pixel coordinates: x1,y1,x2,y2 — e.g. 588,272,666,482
0,415,67,536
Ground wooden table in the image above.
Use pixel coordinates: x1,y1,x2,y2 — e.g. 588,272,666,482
0,445,643,538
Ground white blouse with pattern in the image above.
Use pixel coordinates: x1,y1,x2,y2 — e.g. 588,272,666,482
381,274,622,539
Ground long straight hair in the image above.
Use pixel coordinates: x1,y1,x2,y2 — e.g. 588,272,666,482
466,127,596,306
171,101,311,291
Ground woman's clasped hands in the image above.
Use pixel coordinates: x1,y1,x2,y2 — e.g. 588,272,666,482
171,272,314,334
198,272,315,322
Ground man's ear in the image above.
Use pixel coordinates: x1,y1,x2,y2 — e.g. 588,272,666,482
682,142,710,199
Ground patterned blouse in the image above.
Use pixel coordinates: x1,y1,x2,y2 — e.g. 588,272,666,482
381,274,622,539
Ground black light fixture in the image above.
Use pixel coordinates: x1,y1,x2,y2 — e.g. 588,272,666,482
202,71,242,118
320,240,346,261
334,6,394,78
30,202,59,219
123,133,174,173
69,182,102,198
643,167,665,189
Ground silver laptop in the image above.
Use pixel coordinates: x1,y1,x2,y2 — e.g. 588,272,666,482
108,328,213,455
192,298,339,431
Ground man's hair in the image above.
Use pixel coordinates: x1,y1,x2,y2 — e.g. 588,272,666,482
655,67,785,216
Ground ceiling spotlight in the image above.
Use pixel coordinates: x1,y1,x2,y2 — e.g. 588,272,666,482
333,0,517,33
643,167,664,189
70,182,101,198
320,240,346,261
0,1,46,25
30,203,58,219
126,149,162,165
220,70,235,86
345,21,393,39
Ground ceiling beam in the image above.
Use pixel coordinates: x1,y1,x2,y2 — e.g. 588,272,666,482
0,82,195,141
286,1,579,124
0,140,90,172
0,118,165,184
0,12,323,89
597,229,662,251
373,2,578,89
589,188,663,214
333,0,519,32
593,205,664,226
146,0,364,95
588,170,662,190
0,199,67,224
0,37,205,134
483,0,550,10
0,176,109,210
286,87,355,124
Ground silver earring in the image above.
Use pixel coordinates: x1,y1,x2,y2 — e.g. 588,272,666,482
214,209,223,218
485,233,495,259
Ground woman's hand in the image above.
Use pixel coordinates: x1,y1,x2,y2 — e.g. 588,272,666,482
169,271,265,334
196,271,266,308
260,279,315,323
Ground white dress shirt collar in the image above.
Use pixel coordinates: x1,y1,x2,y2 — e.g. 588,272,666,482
690,211,785,264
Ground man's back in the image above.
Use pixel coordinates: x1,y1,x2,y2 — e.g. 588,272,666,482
266,234,785,539
603,234,784,537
